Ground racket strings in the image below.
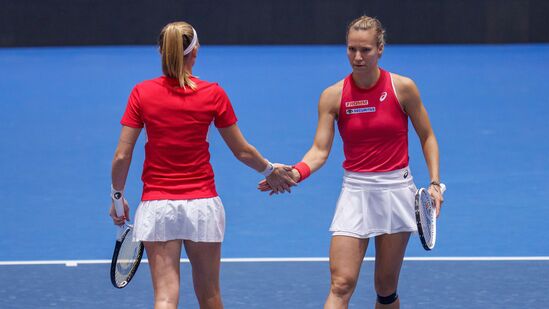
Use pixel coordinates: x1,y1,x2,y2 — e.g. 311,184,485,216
419,190,436,247
114,229,142,285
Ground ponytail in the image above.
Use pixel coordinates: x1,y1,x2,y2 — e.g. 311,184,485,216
159,22,197,90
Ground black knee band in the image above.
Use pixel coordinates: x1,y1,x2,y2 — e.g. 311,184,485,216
377,292,398,305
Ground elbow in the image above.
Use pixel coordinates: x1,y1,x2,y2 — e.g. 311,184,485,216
314,149,330,166
315,154,329,167
113,150,132,164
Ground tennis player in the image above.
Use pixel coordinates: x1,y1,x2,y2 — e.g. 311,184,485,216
109,21,296,309
259,16,443,308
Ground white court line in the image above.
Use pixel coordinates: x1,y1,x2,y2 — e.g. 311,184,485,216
1,256,549,266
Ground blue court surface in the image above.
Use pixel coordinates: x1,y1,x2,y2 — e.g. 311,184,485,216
0,44,548,308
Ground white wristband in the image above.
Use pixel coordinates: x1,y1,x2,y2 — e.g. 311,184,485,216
260,160,275,177
111,184,124,200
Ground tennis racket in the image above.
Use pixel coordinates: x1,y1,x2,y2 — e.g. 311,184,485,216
415,183,446,251
110,193,144,288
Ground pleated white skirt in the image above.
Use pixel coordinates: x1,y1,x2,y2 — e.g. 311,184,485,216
330,167,418,239
133,197,225,242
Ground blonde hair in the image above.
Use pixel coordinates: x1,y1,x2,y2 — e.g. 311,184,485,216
158,21,197,90
346,16,386,47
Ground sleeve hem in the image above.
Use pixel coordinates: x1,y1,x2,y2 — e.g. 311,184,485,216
214,119,237,129
120,121,144,128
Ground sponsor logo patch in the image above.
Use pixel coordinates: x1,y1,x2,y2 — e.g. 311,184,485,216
346,107,376,115
345,100,369,108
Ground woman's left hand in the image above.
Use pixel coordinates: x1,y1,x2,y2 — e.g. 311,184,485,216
428,184,444,217
264,164,297,194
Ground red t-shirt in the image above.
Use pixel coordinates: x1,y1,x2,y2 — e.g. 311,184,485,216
121,76,237,200
337,69,409,172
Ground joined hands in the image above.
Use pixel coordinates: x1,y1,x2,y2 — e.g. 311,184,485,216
259,164,301,195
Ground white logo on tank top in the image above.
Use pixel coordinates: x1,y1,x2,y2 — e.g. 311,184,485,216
380,92,387,102
345,100,369,107
346,107,376,115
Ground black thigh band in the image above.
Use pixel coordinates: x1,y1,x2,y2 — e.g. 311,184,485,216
377,292,398,305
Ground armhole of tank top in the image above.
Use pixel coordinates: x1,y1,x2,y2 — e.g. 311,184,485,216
337,79,348,121
390,73,406,115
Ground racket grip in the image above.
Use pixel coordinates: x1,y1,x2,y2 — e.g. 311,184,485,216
440,183,446,194
113,196,125,218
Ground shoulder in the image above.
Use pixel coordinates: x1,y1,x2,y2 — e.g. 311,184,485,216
192,78,231,104
322,79,344,98
390,73,421,108
192,77,224,93
319,79,344,110
317,79,344,114
137,76,165,88
391,73,416,91
391,73,419,98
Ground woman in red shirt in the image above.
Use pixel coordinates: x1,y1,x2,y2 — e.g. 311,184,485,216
110,21,295,309
260,16,444,308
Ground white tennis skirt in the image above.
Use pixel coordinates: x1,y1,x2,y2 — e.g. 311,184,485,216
133,197,225,242
329,167,418,239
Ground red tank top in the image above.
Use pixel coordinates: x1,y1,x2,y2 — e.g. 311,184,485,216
337,68,409,172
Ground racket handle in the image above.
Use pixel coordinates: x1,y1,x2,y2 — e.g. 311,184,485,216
113,195,125,218
440,183,446,194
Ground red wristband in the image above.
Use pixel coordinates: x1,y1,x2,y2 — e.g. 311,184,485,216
293,162,311,182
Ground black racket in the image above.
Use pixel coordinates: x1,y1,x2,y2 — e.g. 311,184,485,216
110,193,144,288
415,183,446,250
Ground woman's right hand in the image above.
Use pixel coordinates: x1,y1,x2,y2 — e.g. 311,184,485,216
109,199,130,226
260,166,300,194
265,164,297,194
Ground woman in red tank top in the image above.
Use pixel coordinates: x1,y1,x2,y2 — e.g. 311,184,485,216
260,16,444,308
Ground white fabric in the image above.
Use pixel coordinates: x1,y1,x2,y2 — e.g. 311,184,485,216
260,160,274,177
329,167,418,239
133,197,225,242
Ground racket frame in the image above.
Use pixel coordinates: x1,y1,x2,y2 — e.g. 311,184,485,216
415,188,436,250
415,184,446,251
110,223,144,288
110,193,144,289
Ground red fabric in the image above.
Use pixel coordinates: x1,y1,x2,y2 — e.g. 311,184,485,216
337,68,409,172
293,162,311,182
121,76,237,200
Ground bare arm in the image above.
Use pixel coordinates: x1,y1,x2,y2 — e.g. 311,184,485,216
394,75,444,213
218,124,270,172
110,126,141,224
297,85,340,178
218,124,296,193
112,126,142,190
258,83,341,190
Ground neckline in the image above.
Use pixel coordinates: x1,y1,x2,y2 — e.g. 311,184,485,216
161,75,197,83
350,68,384,92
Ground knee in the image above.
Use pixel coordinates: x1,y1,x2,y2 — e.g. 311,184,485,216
330,276,357,298
374,273,398,296
154,295,179,308
196,290,221,307
195,284,221,304
154,284,180,308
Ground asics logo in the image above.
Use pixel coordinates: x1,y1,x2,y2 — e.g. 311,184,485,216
380,92,387,102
